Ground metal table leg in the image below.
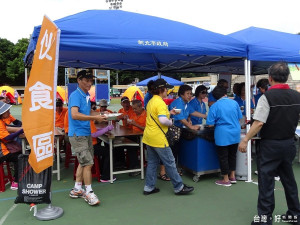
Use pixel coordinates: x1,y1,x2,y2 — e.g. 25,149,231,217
22,138,26,154
140,136,144,180
56,137,60,181
109,138,113,183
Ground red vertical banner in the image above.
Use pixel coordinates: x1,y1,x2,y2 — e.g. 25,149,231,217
22,16,60,173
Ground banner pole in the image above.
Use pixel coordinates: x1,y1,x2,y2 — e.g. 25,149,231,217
21,15,64,220
35,17,64,220
245,59,253,183
35,188,63,220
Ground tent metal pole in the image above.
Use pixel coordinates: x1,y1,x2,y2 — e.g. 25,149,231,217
245,59,252,182
64,68,68,104
116,72,119,85
25,68,28,87
158,72,161,78
107,70,111,104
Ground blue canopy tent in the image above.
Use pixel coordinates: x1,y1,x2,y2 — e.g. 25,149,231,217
24,10,247,72
136,75,183,86
24,10,250,180
181,27,300,181
225,27,300,182
229,27,300,63
178,27,300,75
224,27,300,74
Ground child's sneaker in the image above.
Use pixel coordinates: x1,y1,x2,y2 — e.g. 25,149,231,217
100,177,117,183
69,188,85,199
10,182,18,190
84,191,100,206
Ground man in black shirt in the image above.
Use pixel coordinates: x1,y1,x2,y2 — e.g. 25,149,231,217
239,62,300,225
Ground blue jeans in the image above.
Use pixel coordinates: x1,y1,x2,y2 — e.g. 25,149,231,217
144,145,183,193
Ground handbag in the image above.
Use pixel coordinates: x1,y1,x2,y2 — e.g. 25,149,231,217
150,114,181,146
5,141,22,153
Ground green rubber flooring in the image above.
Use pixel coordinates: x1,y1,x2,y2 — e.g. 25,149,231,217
2,105,299,225
1,159,300,225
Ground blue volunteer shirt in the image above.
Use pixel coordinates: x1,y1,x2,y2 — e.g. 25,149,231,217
206,97,242,146
169,97,195,128
188,97,206,125
68,87,91,136
144,92,153,110
233,95,254,116
208,92,216,104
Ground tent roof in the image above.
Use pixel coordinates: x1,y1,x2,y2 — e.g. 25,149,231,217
136,75,184,86
229,27,300,63
24,10,246,73
185,27,300,75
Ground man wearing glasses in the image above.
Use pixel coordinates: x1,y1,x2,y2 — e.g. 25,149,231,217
98,99,113,114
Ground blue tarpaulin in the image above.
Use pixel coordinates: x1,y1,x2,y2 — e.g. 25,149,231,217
24,10,246,73
184,27,300,75
229,27,300,64
136,75,183,86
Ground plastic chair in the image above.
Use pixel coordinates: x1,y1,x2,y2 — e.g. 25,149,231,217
73,156,101,182
0,161,13,192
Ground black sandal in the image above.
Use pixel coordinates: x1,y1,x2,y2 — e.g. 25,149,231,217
158,174,170,181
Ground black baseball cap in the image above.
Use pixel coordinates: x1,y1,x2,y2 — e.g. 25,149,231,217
77,70,95,79
56,98,63,106
153,78,174,89
121,96,130,103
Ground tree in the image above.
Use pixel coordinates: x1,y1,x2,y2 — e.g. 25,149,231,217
6,38,29,85
0,38,14,85
0,38,29,86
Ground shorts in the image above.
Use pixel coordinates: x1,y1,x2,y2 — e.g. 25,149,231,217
69,135,94,167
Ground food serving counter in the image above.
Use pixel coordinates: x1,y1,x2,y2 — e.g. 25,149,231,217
178,127,220,182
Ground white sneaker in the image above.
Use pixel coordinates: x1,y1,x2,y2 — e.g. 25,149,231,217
254,171,280,181
274,176,280,181
69,188,86,199
84,191,100,206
